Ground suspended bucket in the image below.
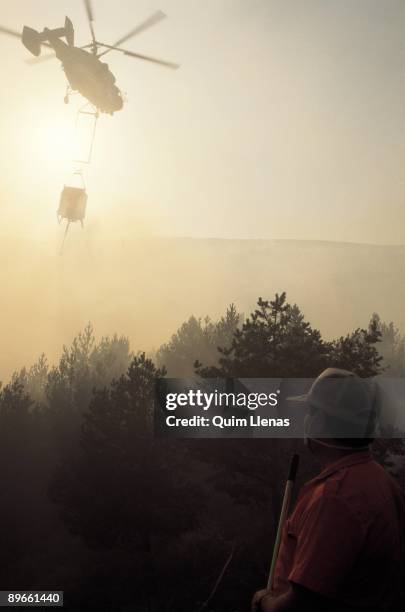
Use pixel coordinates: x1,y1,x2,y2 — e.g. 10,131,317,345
58,185,87,226
58,174,88,255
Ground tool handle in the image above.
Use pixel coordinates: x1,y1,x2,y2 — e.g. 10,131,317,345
287,453,299,482
266,454,300,592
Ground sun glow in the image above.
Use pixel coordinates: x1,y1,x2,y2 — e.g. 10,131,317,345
32,113,76,169
16,106,98,182
1,101,104,237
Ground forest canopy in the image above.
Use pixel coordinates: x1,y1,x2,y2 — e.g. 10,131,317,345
1,293,405,611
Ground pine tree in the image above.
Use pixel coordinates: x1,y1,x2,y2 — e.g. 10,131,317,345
197,293,383,378
50,354,205,611
157,304,241,377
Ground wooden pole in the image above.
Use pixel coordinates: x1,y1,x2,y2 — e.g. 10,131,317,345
267,454,299,592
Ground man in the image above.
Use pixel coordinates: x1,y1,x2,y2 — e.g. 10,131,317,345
252,368,405,612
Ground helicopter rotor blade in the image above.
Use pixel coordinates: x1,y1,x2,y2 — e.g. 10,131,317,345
0,25,22,39
0,24,53,49
83,0,96,45
96,41,179,69
98,10,166,58
25,52,56,65
122,49,179,69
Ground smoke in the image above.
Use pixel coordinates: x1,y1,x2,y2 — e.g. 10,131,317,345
1,214,405,383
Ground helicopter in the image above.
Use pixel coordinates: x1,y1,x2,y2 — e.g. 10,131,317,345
0,0,179,115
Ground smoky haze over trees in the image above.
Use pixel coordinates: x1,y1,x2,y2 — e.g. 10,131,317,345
3,238,405,384
1,293,405,611
156,303,241,377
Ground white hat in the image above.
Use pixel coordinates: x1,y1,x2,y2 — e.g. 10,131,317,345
290,368,378,439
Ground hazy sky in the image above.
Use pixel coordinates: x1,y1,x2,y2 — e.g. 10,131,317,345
1,0,405,244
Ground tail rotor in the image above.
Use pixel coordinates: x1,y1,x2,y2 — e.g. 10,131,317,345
22,17,74,56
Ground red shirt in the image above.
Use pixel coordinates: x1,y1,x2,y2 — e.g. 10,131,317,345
273,451,405,610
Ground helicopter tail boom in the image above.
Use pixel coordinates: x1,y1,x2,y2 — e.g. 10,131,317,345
22,17,74,56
